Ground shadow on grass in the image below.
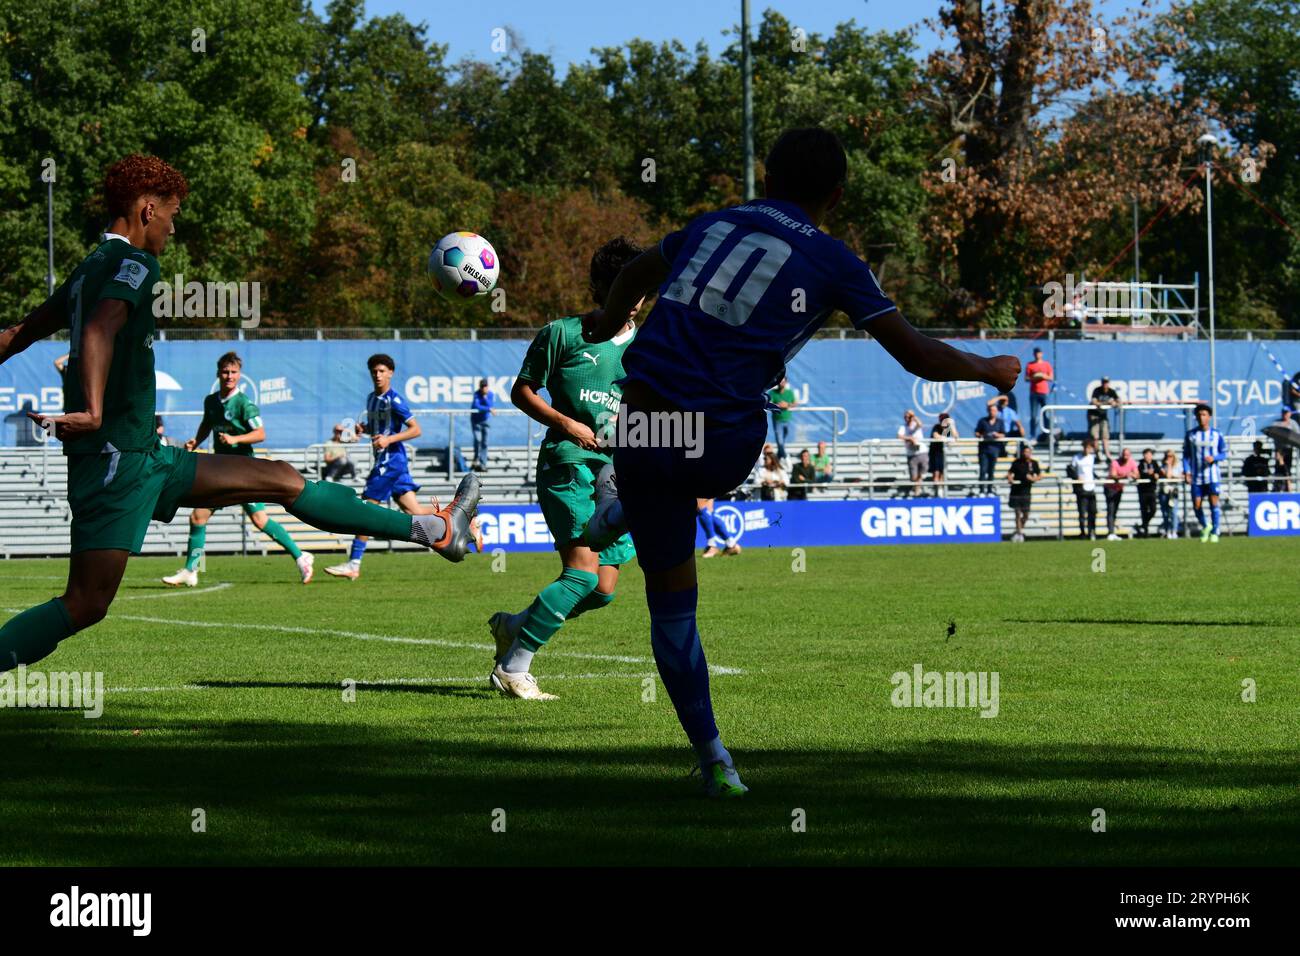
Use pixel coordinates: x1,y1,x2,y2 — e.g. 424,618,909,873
193,679,495,699
1003,617,1289,628
1,708,1296,867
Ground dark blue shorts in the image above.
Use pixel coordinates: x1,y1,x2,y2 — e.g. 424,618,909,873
615,409,766,573
1190,481,1220,500
364,465,420,503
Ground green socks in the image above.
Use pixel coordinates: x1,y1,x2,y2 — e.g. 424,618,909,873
518,568,599,651
567,588,615,621
289,480,413,541
0,598,75,671
262,518,303,560
184,524,206,571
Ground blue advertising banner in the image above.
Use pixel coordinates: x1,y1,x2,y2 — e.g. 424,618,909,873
3,336,1298,448
476,498,1003,552
1246,493,1300,536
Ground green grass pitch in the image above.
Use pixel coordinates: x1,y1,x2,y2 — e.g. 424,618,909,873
1,539,1296,866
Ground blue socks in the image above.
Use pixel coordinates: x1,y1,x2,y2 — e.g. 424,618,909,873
646,587,718,746
1211,505,1221,533
349,538,368,562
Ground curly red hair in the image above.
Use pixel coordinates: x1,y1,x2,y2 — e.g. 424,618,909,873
103,154,190,218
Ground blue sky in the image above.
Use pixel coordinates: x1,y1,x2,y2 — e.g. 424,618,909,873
316,0,945,68
313,1,1174,74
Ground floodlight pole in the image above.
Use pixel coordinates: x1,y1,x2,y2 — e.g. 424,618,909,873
46,176,55,295
1200,135,1218,419
742,0,755,201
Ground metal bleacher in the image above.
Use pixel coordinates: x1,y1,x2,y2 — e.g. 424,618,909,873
0,432,1290,558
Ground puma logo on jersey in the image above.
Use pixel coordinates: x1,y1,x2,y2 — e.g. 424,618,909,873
582,351,599,365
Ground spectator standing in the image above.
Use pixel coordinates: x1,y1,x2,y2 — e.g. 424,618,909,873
470,378,496,472
1089,376,1121,460
1159,450,1182,538
322,423,357,481
154,415,168,447
789,449,817,501
1242,440,1272,494
1005,443,1041,542
1069,438,1099,539
1105,447,1138,540
1135,448,1161,537
758,449,787,501
929,413,957,497
1024,347,1054,439
974,401,1006,495
897,409,928,497
812,439,834,483
1271,408,1297,490
768,376,797,462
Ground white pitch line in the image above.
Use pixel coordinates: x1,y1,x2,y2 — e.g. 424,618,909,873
101,612,746,676
117,583,234,601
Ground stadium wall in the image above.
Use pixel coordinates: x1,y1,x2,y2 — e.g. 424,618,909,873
3,338,1298,448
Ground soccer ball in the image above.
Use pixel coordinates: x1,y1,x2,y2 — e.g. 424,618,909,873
428,231,499,299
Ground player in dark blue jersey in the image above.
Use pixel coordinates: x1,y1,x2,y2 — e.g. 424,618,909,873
1183,402,1228,542
326,353,441,580
584,128,1020,797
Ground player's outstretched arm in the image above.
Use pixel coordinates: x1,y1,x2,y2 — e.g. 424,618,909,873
30,299,128,441
0,299,65,366
869,310,1020,394
585,249,669,343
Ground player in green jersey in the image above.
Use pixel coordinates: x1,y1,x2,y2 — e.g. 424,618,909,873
162,351,314,587
0,154,480,674
486,238,645,700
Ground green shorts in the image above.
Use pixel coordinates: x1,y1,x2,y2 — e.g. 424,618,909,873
66,443,199,554
536,459,635,566
207,501,266,517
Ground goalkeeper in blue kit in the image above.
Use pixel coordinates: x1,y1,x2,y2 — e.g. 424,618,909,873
584,128,1020,796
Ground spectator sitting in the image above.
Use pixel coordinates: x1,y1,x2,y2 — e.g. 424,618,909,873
789,449,817,501
929,412,957,496
897,409,928,497
974,401,1006,495
1105,447,1137,540
322,423,357,481
1005,443,1041,542
1159,449,1182,538
812,439,833,483
1135,447,1161,537
1242,440,1272,494
470,378,496,472
1069,437,1100,539
758,449,787,501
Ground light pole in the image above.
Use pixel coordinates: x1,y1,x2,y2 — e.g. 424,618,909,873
46,172,55,296
741,0,754,201
1198,132,1218,417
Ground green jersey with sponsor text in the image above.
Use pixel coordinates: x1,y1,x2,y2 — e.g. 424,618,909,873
49,236,161,455
202,390,263,456
518,315,636,468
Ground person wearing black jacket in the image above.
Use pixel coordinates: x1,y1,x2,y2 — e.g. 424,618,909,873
1135,448,1161,536
1242,440,1272,494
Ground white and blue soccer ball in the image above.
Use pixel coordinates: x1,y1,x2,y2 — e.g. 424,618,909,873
428,231,499,299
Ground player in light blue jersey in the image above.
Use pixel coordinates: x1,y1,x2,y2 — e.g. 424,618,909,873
326,353,439,579
1183,402,1228,542
583,128,1020,797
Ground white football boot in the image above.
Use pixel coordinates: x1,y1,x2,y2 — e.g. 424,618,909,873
162,568,198,588
296,552,315,584
490,664,558,701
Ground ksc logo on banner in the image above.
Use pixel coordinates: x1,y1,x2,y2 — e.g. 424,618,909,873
1247,493,1300,536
